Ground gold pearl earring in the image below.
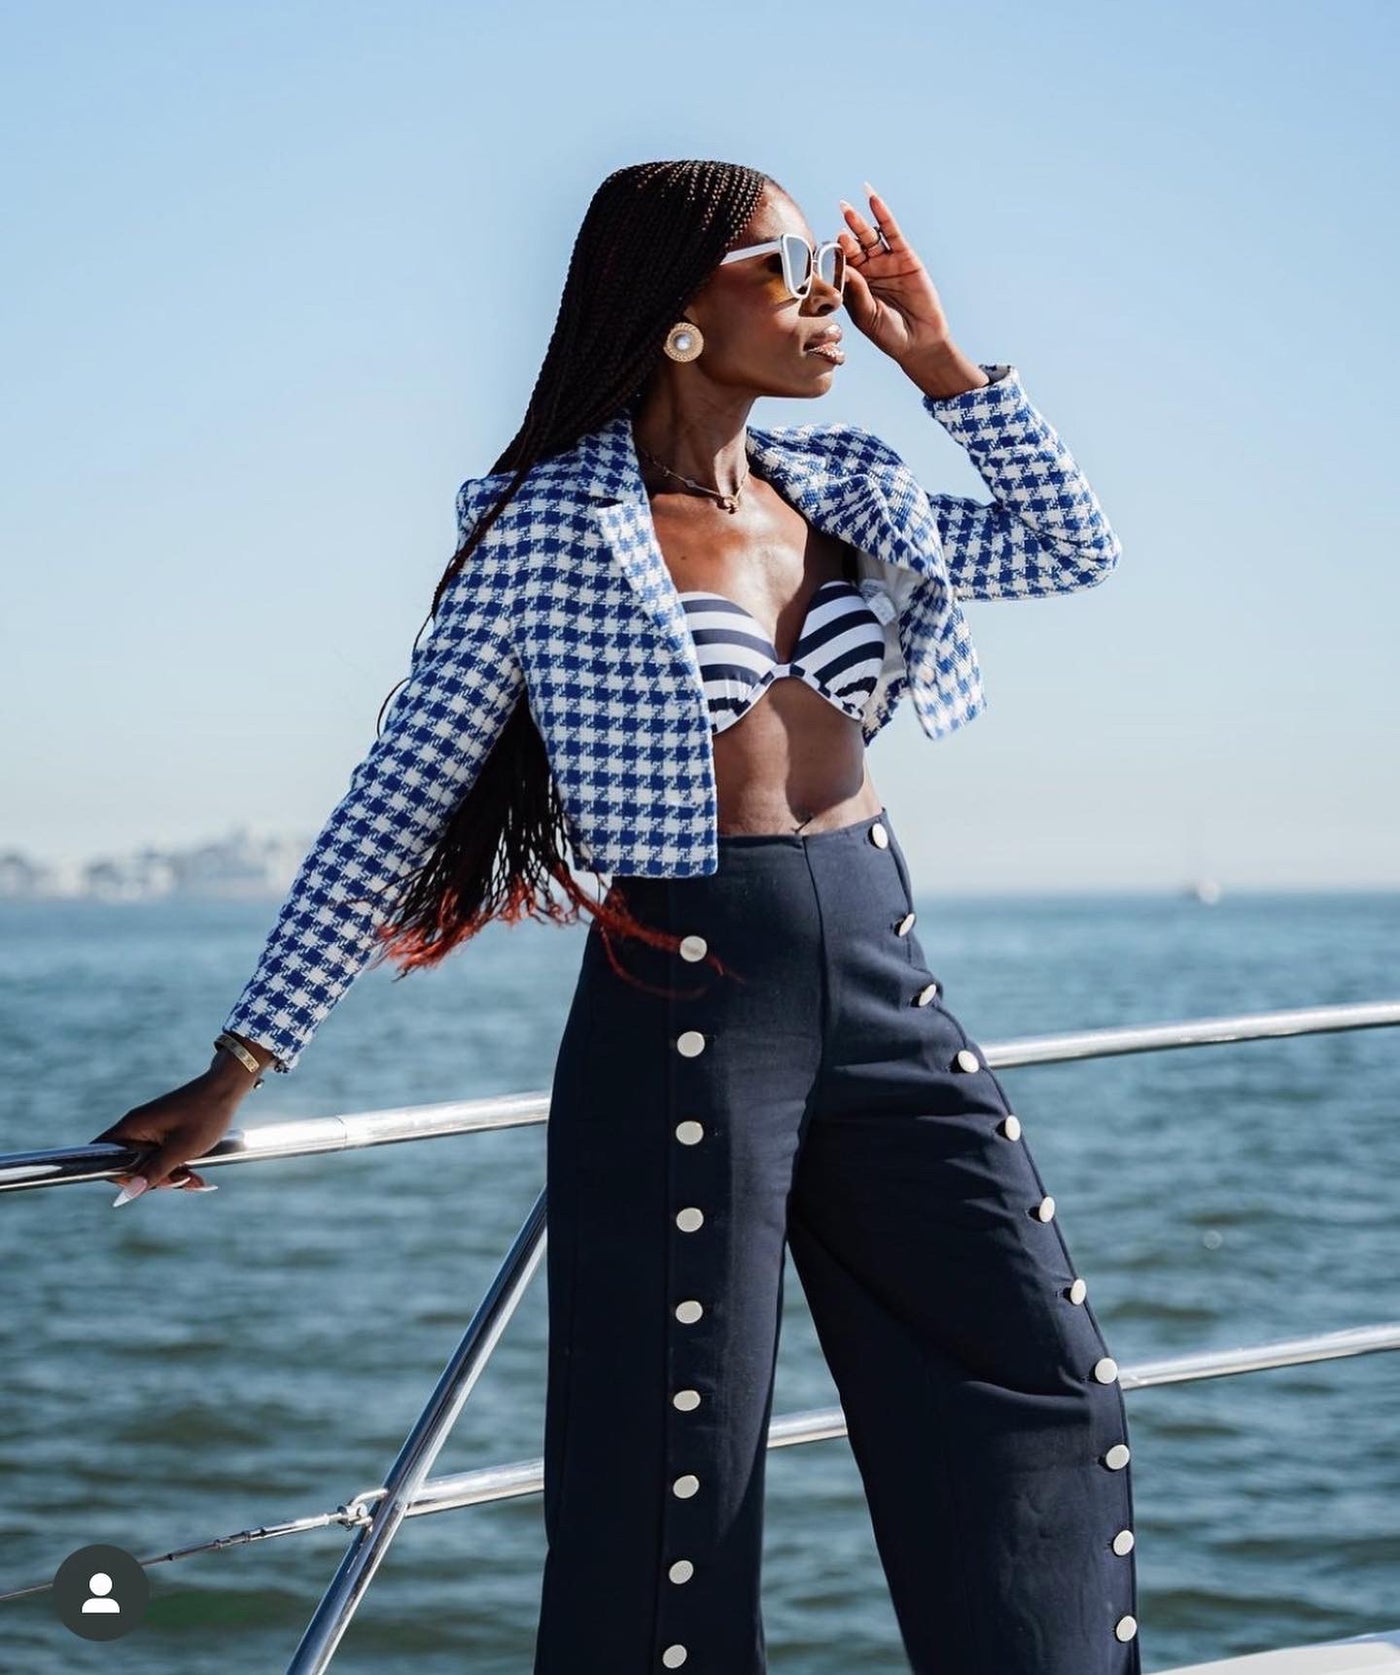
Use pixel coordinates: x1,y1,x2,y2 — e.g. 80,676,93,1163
663,321,704,362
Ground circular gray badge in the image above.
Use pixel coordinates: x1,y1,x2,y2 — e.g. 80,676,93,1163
52,1543,149,1641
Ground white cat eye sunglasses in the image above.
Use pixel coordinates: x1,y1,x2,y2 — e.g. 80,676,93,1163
718,232,847,301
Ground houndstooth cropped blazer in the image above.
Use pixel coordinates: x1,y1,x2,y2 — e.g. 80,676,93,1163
221,362,1121,1071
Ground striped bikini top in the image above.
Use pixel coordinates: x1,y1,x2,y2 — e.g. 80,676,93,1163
677,558,888,735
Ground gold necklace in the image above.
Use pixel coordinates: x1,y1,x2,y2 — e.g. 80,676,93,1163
637,443,750,514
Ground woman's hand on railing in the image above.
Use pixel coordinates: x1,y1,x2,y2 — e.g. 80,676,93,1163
88,1055,254,1204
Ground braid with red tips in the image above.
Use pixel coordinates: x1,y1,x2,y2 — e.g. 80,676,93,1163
365,161,774,995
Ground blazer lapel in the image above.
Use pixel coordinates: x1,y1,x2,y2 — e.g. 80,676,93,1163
744,426,947,593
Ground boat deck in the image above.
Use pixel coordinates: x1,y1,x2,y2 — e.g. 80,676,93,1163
1169,1631,1400,1672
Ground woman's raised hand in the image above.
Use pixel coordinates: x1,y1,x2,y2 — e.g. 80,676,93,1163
836,184,956,369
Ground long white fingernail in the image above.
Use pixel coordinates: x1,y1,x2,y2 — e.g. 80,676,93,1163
112,1176,149,1207
187,1183,219,1193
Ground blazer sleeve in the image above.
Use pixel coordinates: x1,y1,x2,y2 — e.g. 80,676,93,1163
920,363,1122,601
219,482,524,1072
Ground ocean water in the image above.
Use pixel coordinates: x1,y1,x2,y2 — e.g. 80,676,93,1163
0,886,1397,1673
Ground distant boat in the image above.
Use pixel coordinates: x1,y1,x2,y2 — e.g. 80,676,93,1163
1185,878,1223,904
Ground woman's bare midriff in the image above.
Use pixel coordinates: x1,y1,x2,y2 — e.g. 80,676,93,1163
708,682,882,835
650,472,884,839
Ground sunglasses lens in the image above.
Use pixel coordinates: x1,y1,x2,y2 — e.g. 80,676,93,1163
817,243,846,292
781,233,813,297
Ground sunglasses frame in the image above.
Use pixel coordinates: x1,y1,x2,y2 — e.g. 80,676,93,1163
718,232,847,300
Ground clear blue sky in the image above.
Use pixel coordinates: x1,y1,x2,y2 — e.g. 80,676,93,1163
3,0,1397,891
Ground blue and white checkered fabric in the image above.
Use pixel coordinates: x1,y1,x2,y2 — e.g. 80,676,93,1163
222,362,1120,1070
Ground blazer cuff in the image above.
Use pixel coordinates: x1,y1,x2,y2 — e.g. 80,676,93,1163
920,362,1020,425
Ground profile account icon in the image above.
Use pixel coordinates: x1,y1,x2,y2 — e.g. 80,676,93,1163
82,1570,121,1614
52,1543,148,1641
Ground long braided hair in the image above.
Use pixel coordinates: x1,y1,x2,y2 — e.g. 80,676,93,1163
367,160,776,993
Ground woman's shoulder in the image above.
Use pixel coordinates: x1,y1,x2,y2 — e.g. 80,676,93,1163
751,416,906,474
454,453,587,540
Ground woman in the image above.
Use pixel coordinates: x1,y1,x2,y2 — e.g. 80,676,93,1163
92,160,1139,1672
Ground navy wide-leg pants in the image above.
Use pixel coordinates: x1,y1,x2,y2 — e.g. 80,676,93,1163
534,807,1142,1674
